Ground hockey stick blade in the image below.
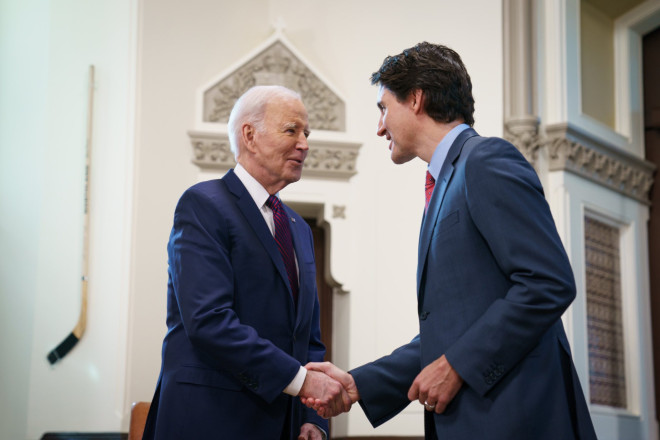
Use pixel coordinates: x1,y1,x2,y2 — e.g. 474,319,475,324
47,333,79,365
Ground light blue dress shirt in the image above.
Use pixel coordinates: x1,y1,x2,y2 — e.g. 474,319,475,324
427,123,470,181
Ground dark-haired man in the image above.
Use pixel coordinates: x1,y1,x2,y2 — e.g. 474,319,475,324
305,42,597,439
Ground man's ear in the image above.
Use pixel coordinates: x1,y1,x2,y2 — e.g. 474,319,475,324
241,123,257,153
410,89,425,114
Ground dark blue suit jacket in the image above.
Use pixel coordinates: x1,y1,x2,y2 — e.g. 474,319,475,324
351,129,597,439
143,169,327,439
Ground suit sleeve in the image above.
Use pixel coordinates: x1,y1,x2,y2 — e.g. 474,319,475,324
349,336,421,427
444,139,576,397
169,187,301,403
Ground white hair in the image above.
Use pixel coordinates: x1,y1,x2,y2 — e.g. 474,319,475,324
227,85,303,159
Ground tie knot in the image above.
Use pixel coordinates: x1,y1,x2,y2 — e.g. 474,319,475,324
265,195,281,212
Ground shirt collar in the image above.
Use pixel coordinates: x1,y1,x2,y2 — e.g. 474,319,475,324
427,123,469,180
234,163,272,209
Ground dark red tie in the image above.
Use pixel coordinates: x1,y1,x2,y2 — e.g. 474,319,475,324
266,195,298,304
425,171,436,213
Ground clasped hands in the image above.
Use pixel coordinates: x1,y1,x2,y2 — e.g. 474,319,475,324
299,355,463,419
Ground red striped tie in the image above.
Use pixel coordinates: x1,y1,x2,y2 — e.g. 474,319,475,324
425,171,436,213
266,195,298,304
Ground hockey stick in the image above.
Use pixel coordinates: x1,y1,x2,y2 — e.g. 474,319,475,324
47,65,95,365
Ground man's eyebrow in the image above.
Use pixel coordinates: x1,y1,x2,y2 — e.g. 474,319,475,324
282,121,301,130
282,121,309,132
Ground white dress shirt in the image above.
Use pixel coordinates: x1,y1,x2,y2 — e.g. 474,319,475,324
233,163,307,397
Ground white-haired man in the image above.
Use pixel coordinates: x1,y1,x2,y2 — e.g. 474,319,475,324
143,85,350,439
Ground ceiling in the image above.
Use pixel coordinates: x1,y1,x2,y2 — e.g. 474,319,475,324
582,0,647,19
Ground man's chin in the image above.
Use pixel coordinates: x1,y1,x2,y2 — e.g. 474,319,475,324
285,170,304,184
391,154,415,165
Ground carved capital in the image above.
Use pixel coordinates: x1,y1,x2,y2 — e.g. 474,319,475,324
504,115,542,167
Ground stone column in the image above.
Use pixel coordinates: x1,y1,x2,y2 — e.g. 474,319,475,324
503,0,541,166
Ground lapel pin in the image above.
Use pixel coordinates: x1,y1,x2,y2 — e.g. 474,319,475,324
291,217,296,223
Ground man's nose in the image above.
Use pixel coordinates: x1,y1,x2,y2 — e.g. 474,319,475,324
376,116,385,137
297,134,309,150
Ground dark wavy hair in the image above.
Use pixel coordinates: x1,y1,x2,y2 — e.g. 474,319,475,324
370,42,475,126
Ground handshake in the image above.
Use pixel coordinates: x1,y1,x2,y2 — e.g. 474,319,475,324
298,355,464,419
298,362,359,418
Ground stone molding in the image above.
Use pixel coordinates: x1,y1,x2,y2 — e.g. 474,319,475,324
545,123,655,204
504,118,655,204
189,130,360,180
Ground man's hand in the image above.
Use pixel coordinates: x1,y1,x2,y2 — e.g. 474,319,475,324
298,423,324,440
299,369,352,418
408,354,463,414
301,362,360,418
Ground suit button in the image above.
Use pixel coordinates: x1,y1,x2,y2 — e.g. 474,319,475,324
420,311,430,320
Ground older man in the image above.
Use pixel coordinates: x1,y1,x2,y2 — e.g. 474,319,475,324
143,85,349,439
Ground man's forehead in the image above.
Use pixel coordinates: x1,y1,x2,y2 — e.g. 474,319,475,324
376,85,392,104
268,99,308,122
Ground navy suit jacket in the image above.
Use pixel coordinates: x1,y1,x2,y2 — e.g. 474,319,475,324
351,129,597,439
143,169,327,439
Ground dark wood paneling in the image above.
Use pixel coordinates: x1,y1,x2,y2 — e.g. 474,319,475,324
643,24,660,426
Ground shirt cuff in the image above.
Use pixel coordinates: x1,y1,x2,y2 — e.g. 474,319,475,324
312,424,328,440
283,365,307,396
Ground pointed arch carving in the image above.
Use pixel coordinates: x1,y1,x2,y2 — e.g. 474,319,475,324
202,40,345,132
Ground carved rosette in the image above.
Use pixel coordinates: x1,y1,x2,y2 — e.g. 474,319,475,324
189,131,360,179
545,124,655,204
203,41,345,131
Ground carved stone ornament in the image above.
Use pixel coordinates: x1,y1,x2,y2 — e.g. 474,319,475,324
202,40,345,132
189,130,360,179
332,205,346,219
189,33,361,181
545,123,655,204
504,115,542,168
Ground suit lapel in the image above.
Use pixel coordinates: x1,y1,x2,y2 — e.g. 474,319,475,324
223,170,293,312
416,163,454,297
416,129,478,299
